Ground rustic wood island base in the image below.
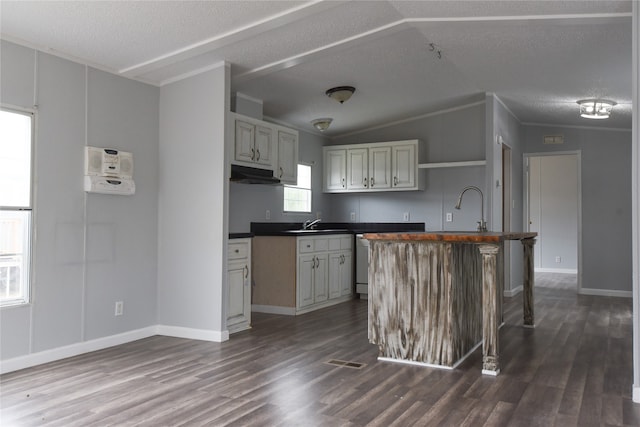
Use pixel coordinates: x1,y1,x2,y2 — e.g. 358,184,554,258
364,231,536,375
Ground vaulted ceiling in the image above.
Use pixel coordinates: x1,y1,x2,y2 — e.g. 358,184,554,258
0,1,633,136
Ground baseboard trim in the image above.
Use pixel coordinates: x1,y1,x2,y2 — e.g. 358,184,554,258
156,325,229,342
504,286,523,297
535,268,578,274
251,304,296,316
633,386,640,403
578,288,632,298
0,326,157,375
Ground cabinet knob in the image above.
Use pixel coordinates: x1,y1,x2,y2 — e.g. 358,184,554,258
342,178,345,188
363,177,368,188
256,149,261,161
235,249,239,253
251,148,255,160
244,265,249,279
279,167,283,178
370,178,375,187
393,176,398,186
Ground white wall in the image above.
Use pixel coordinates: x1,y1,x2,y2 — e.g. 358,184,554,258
157,64,229,338
0,41,159,361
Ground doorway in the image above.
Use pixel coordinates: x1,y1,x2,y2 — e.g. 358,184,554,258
525,152,581,290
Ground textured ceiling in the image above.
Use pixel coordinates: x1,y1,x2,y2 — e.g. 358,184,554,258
0,0,633,136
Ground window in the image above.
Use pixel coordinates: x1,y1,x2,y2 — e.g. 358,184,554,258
283,164,312,213
1,108,33,306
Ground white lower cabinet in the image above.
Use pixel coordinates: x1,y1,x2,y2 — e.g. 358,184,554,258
227,238,251,333
296,234,353,313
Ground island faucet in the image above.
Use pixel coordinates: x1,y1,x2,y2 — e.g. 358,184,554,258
303,219,321,230
454,186,487,232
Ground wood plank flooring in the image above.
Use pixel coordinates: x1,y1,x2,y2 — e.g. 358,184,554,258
2,273,640,426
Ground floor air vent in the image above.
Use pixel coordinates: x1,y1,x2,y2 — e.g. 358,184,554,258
325,359,366,369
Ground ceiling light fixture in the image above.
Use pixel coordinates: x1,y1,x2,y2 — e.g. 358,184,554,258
311,118,333,132
326,86,355,104
577,99,616,119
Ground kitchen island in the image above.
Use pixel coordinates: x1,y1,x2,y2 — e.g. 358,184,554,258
363,231,536,375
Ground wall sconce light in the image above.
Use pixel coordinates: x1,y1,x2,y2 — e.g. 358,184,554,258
577,99,616,119
311,118,333,131
326,86,355,104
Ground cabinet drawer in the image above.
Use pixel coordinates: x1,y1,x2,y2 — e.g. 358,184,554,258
298,237,329,253
228,242,249,260
298,239,315,253
329,235,353,251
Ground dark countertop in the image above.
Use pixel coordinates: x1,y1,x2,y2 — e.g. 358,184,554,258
250,222,425,237
229,232,255,239
363,231,537,243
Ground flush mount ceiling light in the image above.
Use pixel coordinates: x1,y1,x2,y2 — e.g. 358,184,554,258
577,99,616,119
326,86,355,104
311,118,333,132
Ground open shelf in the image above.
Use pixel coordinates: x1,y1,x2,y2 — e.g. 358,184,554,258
418,160,486,169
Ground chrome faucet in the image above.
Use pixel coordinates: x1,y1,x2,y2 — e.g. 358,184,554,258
454,186,487,232
303,219,321,230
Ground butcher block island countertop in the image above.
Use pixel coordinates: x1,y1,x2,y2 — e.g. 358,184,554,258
363,231,537,376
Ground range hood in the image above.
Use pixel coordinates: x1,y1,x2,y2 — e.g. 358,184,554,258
230,164,281,185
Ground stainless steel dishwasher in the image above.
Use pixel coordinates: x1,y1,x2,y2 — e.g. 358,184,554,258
355,234,369,299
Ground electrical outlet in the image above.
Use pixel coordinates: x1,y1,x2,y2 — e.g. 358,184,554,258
555,256,561,263
403,212,410,221
265,210,271,220
114,301,124,316
446,212,453,222
350,212,356,221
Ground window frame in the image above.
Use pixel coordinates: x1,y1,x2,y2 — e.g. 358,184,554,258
283,163,312,214
1,106,35,307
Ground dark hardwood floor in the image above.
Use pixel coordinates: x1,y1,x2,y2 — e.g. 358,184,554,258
2,273,639,426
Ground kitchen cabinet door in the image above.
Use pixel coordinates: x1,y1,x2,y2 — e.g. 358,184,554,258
298,254,316,308
328,252,343,299
234,119,256,164
324,149,347,191
340,252,353,296
313,254,328,303
277,130,298,185
392,143,416,188
227,260,250,328
254,125,275,168
369,146,392,189
347,148,368,190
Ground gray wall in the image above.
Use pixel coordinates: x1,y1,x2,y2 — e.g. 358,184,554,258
0,41,159,359
228,129,330,232
158,65,229,334
524,125,632,293
328,102,487,230
490,95,526,292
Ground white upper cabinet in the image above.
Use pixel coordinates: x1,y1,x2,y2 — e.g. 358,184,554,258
323,148,347,191
254,125,275,167
233,118,274,169
391,143,416,188
277,130,298,185
369,145,392,190
230,113,298,178
323,140,423,193
347,148,368,190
